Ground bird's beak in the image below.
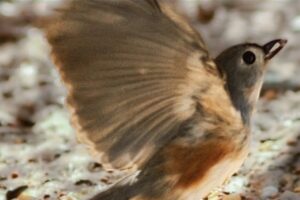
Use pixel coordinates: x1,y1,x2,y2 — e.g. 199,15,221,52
263,39,287,60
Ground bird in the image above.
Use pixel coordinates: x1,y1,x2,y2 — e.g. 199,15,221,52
43,0,287,199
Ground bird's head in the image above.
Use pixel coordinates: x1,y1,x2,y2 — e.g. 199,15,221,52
215,39,287,124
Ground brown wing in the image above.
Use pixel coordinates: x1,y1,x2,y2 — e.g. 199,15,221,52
45,0,223,169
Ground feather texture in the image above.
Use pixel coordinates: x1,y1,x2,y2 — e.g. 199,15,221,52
45,0,228,170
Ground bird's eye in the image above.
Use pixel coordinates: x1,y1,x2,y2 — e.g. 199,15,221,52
242,51,256,65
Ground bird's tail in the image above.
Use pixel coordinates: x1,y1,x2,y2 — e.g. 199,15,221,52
89,153,168,200
89,185,133,200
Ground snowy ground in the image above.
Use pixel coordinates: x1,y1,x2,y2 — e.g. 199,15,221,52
0,0,299,200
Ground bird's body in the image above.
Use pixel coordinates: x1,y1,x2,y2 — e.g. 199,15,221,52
44,0,286,199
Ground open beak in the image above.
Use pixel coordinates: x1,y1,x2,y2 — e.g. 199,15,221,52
263,39,288,60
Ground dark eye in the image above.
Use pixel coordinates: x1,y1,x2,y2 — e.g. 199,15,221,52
243,51,256,65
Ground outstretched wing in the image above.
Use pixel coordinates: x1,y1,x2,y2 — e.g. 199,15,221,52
45,0,222,169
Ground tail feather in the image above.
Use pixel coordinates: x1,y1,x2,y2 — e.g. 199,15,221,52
89,143,170,200
89,185,134,200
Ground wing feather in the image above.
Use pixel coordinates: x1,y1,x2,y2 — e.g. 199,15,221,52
45,0,222,169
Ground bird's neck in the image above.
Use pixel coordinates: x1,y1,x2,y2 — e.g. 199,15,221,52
226,81,262,125
228,89,252,125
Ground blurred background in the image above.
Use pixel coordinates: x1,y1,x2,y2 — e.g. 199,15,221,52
0,0,299,199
